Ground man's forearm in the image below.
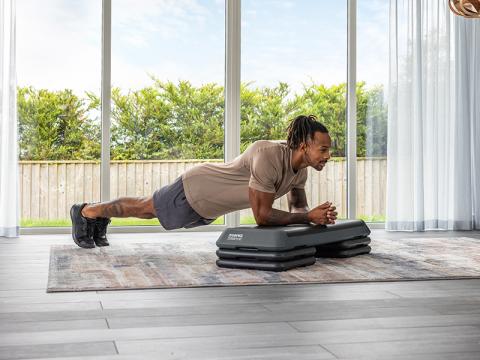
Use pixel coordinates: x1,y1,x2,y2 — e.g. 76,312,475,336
261,208,310,226
290,206,309,213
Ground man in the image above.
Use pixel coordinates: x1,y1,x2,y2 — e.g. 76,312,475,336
70,114,338,248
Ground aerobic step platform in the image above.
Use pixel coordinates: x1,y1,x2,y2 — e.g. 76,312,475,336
216,220,371,271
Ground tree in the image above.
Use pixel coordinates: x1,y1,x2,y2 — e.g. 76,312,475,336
17,87,100,160
154,80,224,159
357,83,388,157
108,86,173,160
17,81,387,160
288,83,347,156
239,82,305,152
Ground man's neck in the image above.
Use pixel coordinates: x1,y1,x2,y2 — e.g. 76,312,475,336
291,149,307,173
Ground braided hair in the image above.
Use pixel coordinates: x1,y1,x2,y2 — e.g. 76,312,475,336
286,115,329,149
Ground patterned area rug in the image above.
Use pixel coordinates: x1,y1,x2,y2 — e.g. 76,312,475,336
47,236,480,292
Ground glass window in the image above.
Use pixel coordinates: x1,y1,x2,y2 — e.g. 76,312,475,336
357,0,388,222
110,0,226,227
240,0,347,224
17,0,101,227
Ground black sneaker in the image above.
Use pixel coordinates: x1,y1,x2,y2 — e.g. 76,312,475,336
70,203,96,249
93,217,111,247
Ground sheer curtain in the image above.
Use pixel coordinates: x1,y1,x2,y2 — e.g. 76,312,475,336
455,17,480,231
387,0,479,231
0,0,19,238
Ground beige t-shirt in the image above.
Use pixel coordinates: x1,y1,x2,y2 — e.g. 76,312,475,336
181,140,308,219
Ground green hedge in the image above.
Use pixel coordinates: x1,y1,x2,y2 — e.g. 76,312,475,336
18,80,387,161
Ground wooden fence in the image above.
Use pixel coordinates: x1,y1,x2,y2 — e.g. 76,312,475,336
19,158,387,221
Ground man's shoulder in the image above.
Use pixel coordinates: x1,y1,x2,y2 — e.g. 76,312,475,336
248,139,287,153
245,140,290,174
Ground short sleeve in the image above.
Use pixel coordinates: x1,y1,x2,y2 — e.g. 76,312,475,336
248,149,278,193
291,168,308,189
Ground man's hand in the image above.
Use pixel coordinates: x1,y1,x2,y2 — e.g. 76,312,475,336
249,187,337,226
307,201,337,225
326,203,337,224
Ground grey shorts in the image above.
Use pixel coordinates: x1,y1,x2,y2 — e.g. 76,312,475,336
152,176,215,230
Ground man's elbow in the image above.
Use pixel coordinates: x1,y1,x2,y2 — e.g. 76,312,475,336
256,218,268,226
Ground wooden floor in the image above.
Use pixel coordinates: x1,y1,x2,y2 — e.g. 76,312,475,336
1,229,480,360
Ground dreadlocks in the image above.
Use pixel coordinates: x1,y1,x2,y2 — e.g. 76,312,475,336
286,115,329,149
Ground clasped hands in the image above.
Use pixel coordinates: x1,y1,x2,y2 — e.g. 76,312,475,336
307,201,337,225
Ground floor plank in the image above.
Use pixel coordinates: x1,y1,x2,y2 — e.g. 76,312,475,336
289,313,480,331
17,346,335,360
114,325,480,354
0,319,108,333
0,323,297,347
0,342,117,360
323,337,480,358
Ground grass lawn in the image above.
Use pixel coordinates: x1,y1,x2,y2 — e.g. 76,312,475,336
21,214,384,227
358,214,386,222
21,215,257,227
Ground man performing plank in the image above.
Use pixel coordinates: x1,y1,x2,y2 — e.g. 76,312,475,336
70,114,338,248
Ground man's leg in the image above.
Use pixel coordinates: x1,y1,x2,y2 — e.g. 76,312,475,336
71,196,157,249
81,196,157,219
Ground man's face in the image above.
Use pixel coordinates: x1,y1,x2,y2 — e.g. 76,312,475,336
302,132,332,171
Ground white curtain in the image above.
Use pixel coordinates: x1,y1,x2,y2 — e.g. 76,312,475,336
455,16,480,231
0,0,19,238
387,0,479,231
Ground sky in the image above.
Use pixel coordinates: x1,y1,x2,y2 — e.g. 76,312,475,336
16,0,389,95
